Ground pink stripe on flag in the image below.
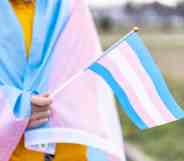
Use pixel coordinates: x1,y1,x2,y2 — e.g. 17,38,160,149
120,42,175,122
100,56,156,127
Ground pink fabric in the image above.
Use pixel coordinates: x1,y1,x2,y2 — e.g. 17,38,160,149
25,0,125,160
50,70,108,137
48,2,102,89
0,90,28,161
48,0,106,135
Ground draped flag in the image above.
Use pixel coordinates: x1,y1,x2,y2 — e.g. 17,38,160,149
89,31,184,129
0,0,126,161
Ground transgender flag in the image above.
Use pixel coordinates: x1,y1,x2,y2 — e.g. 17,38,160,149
89,32,184,129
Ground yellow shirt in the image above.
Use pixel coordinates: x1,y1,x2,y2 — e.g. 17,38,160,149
11,0,34,56
9,1,87,161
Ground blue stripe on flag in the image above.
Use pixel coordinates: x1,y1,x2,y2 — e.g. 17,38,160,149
88,148,109,161
89,63,148,129
126,32,184,119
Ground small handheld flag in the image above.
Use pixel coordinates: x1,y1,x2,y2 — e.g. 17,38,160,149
52,27,184,129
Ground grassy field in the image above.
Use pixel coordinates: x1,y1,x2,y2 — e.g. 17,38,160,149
99,29,184,161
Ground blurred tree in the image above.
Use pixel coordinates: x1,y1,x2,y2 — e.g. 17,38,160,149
99,16,113,32
177,1,184,17
124,2,135,14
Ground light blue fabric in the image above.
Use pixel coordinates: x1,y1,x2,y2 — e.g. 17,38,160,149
0,0,70,118
88,148,109,161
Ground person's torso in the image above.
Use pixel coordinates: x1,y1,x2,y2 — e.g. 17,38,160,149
9,1,87,161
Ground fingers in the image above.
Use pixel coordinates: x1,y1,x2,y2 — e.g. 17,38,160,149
32,105,51,113
28,111,51,129
31,93,52,106
31,111,50,121
39,93,50,97
28,118,49,129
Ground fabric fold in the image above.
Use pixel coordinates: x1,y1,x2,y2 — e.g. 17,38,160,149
0,0,126,161
0,85,29,160
25,0,126,160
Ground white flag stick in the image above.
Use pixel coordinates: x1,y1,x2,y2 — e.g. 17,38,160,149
50,70,84,99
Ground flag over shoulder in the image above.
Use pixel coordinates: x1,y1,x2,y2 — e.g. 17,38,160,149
0,0,126,160
89,32,184,129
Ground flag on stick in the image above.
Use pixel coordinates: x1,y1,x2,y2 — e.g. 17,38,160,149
89,30,184,129
52,28,184,130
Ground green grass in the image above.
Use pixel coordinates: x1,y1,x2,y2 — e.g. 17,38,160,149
99,29,184,161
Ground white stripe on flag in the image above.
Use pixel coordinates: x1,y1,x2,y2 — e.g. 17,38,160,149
109,47,166,125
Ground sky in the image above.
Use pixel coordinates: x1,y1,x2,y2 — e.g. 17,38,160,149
88,0,180,7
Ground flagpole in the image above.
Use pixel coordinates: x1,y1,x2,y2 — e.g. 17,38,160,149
93,26,140,64
50,27,139,98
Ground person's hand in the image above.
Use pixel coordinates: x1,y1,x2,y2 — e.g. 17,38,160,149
28,93,52,129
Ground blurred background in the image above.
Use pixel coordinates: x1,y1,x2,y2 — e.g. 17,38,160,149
87,0,184,161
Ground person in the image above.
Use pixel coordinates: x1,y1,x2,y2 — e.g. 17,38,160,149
9,0,87,161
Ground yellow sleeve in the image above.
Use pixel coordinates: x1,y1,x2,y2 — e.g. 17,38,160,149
11,0,35,57
53,143,88,161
